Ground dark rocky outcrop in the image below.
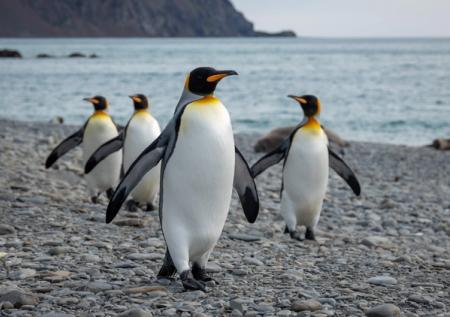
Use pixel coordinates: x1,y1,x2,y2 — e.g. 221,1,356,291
254,30,297,37
0,49,22,58
0,0,295,38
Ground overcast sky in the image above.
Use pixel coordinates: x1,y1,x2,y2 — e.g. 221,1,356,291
231,0,450,37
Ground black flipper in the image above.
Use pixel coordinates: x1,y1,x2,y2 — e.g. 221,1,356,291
84,132,124,174
234,146,259,223
233,147,259,223
250,138,290,178
45,128,84,168
328,147,361,196
106,136,167,223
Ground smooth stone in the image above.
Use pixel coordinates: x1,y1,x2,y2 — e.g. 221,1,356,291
117,308,153,317
81,254,101,262
291,300,322,312
361,236,391,248
9,268,36,280
231,310,243,317
277,310,291,316
408,295,432,305
228,233,262,242
124,286,167,294
366,304,401,317
85,281,114,293
243,257,264,266
367,276,397,286
206,261,222,273
0,290,39,308
114,219,144,227
0,224,16,235
42,313,75,317
48,247,69,256
230,299,244,312
126,253,161,261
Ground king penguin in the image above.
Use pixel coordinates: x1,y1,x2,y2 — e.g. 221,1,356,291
251,95,361,241
84,94,161,211
105,67,259,291
45,96,122,203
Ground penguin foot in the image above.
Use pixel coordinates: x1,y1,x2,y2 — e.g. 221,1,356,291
106,188,114,200
305,228,316,241
180,270,206,291
146,202,156,212
289,230,304,241
126,200,139,212
192,264,217,284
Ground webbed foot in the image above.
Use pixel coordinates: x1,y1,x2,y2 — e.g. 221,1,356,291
180,270,206,291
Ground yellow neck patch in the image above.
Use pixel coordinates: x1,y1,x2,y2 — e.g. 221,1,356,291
301,117,322,134
91,110,110,119
193,95,220,105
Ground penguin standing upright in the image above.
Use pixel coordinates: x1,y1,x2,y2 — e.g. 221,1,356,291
251,95,361,241
106,67,259,291
45,96,122,203
85,95,161,211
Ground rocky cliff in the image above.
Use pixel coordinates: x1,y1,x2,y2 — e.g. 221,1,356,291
0,0,294,37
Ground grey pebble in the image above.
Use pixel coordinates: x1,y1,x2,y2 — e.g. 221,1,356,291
117,308,153,317
365,303,401,317
367,276,397,286
0,224,16,235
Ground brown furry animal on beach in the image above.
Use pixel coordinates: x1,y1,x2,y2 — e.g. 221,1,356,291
254,126,349,153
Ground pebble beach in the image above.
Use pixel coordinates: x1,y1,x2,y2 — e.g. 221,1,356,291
0,118,449,317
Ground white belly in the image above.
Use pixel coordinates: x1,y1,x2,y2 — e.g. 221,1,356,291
162,99,235,267
82,115,122,194
123,112,161,203
282,128,329,227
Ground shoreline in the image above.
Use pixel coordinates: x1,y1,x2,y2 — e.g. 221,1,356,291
0,118,449,316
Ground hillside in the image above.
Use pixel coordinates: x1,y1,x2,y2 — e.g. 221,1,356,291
0,0,295,37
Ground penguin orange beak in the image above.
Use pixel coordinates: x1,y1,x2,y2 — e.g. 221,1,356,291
129,95,142,103
83,97,99,105
288,95,307,105
207,70,238,82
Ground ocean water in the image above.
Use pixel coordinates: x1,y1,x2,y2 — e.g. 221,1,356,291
0,38,449,145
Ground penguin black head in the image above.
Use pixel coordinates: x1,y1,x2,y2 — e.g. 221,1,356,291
288,95,321,117
129,94,148,110
83,96,108,111
186,67,238,96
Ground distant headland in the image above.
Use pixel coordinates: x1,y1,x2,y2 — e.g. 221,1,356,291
0,0,296,38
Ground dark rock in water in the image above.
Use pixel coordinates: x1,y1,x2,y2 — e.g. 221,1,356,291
89,54,99,58
254,30,297,37
0,49,22,58
254,125,348,152
431,138,450,150
68,52,86,58
36,53,54,58
0,290,39,308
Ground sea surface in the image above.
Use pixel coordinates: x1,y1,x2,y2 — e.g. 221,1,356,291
1,38,449,145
